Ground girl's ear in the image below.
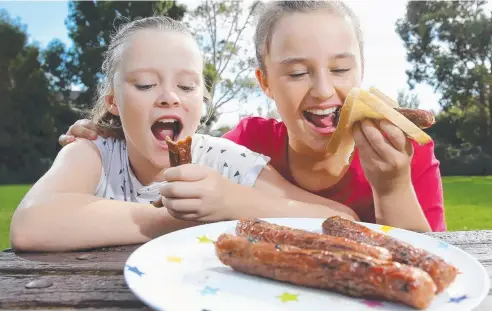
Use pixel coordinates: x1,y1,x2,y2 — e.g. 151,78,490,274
105,95,120,116
255,67,273,99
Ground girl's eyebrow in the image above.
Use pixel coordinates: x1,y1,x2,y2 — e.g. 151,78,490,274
125,67,159,75
279,52,356,65
125,67,200,78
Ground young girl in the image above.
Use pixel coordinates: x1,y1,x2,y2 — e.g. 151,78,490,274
59,1,445,232
10,16,358,252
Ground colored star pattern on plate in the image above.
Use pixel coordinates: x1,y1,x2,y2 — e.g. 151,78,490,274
438,241,449,249
197,235,214,243
379,225,394,233
363,299,384,307
200,286,219,296
126,265,144,276
276,292,299,303
449,295,467,303
167,256,183,263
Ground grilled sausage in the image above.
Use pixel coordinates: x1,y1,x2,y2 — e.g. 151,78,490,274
215,234,436,310
322,216,458,293
395,108,435,129
236,218,392,261
165,135,193,167
153,136,193,207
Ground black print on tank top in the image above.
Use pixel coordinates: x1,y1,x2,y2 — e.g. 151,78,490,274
223,162,228,168
234,171,240,177
240,153,246,157
207,147,213,153
221,149,226,153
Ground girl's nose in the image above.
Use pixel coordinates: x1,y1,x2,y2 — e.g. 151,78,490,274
155,91,180,107
310,73,336,100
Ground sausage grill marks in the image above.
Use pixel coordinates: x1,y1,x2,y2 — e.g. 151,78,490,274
236,218,392,261
322,216,458,293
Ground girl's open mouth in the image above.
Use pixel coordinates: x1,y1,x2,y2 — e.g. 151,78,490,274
151,118,182,143
303,106,341,132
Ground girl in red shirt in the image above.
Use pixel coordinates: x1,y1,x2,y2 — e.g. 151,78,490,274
59,1,445,232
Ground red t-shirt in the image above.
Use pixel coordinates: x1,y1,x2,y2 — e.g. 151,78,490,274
222,116,446,232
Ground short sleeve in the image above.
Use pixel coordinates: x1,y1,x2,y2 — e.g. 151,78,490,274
410,140,446,232
191,134,271,187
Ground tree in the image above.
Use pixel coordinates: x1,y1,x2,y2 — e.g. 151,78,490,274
396,89,420,109
396,0,492,152
63,0,187,109
0,11,65,183
186,0,259,131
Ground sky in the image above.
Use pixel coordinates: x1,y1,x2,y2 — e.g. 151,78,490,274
1,0,490,129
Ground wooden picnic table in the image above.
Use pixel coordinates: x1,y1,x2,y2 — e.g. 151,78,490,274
0,230,491,310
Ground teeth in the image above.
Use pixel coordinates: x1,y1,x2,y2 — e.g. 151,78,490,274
158,118,178,123
305,107,338,115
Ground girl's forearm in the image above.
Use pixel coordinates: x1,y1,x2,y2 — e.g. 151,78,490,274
226,184,359,221
373,183,431,232
10,193,198,252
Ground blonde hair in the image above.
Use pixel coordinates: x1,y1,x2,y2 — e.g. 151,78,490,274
253,1,364,75
89,16,209,138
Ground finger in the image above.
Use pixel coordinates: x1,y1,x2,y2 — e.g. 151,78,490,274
378,119,406,152
58,134,75,147
162,198,202,214
152,197,164,207
167,209,200,221
67,120,99,140
159,181,202,199
360,119,395,161
353,121,382,162
164,164,209,182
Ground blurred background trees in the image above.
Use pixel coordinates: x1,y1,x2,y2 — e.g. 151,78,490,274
0,0,491,183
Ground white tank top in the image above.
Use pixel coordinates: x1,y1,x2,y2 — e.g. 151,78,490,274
92,134,271,205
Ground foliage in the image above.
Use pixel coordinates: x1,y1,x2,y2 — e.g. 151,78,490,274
187,0,259,131
396,89,420,109
396,0,492,153
0,11,75,183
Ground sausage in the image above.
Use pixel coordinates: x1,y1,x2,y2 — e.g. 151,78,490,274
215,234,436,310
395,108,435,129
322,216,458,293
236,218,392,261
165,135,193,167
152,136,193,207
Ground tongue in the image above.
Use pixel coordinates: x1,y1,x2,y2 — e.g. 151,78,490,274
151,122,175,141
306,112,336,128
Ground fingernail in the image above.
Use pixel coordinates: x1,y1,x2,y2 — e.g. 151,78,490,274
67,135,75,142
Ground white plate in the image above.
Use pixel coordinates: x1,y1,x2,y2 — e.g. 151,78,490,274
124,218,489,311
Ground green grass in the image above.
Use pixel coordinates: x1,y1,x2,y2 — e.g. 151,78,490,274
0,184,31,250
0,177,491,250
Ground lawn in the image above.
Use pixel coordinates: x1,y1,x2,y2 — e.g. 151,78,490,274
0,176,491,250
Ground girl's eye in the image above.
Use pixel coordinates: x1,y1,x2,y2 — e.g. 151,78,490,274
179,85,196,92
332,68,350,74
135,84,156,90
288,72,308,79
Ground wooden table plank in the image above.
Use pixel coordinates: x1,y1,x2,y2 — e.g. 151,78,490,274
0,274,145,309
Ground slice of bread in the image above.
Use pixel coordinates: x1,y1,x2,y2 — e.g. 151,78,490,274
319,88,433,176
